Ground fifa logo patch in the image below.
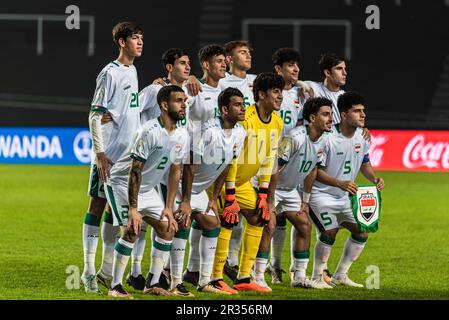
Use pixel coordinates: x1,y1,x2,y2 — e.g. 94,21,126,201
355,143,361,153
359,191,377,221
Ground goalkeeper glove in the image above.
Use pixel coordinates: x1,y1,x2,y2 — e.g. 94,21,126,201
256,187,270,225
221,188,240,228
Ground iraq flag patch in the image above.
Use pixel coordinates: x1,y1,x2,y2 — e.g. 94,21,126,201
350,185,381,232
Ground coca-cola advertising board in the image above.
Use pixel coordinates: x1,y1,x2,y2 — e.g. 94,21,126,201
370,130,449,171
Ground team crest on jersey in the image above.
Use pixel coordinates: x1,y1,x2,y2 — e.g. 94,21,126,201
355,143,361,153
358,191,377,221
294,100,300,108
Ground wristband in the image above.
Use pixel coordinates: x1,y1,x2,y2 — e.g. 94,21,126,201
302,192,311,203
225,188,236,202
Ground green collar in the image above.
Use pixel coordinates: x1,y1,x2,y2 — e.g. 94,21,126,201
157,117,164,128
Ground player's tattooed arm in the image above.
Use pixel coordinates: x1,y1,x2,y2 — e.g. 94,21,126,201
316,167,358,195
179,153,196,227
128,159,144,208
127,159,144,236
360,162,384,190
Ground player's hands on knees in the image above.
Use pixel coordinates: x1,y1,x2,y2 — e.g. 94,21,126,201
176,201,192,228
161,208,179,233
338,180,358,195
298,202,309,216
101,112,113,125
256,188,270,225
374,177,385,190
186,75,202,96
128,207,142,236
221,189,240,228
205,199,220,223
96,152,113,182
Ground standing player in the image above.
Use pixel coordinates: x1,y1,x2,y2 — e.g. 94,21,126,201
310,92,384,288
305,53,347,125
254,98,333,289
139,48,191,124
81,22,143,293
210,72,284,293
217,40,257,279
261,48,305,284
105,85,189,298
174,88,246,295
167,44,227,293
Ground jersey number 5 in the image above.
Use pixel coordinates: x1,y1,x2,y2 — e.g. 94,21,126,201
344,160,351,174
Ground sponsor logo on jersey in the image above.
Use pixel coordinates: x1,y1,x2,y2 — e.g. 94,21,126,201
204,97,211,101
355,143,361,153
337,152,344,155
123,85,131,91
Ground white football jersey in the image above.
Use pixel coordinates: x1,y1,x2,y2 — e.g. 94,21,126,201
187,81,221,132
277,125,328,190
312,126,370,198
139,80,190,128
90,60,140,163
277,86,304,136
218,72,256,108
109,117,189,193
305,81,344,124
190,118,245,194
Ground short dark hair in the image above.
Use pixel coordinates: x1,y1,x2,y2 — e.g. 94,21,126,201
157,85,184,107
272,47,300,67
112,22,143,47
162,48,189,72
303,97,333,122
224,40,252,56
252,72,285,102
337,91,366,114
319,53,346,78
198,44,225,63
218,87,244,112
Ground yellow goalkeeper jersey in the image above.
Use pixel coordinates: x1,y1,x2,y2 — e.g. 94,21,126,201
227,104,283,188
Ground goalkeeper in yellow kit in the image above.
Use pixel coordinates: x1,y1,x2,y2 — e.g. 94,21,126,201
208,73,284,293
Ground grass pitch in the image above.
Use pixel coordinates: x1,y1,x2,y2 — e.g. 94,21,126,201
0,164,448,300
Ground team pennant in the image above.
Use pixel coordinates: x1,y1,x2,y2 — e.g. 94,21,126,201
350,185,381,232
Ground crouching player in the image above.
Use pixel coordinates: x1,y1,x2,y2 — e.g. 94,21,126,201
105,85,189,298
310,92,384,288
210,73,284,293
253,97,333,289
170,87,247,296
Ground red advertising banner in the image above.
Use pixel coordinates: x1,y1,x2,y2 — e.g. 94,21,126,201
370,130,449,171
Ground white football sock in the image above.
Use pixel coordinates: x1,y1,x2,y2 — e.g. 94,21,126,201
150,237,172,287
227,215,243,266
186,223,202,272
99,213,118,277
131,222,147,277
334,236,367,277
198,229,219,287
270,224,286,269
111,238,134,288
312,235,334,279
82,213,101,277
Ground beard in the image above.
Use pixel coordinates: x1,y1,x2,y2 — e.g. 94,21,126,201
168,108,183,121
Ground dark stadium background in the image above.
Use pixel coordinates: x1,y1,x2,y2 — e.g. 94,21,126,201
1,0,448,130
